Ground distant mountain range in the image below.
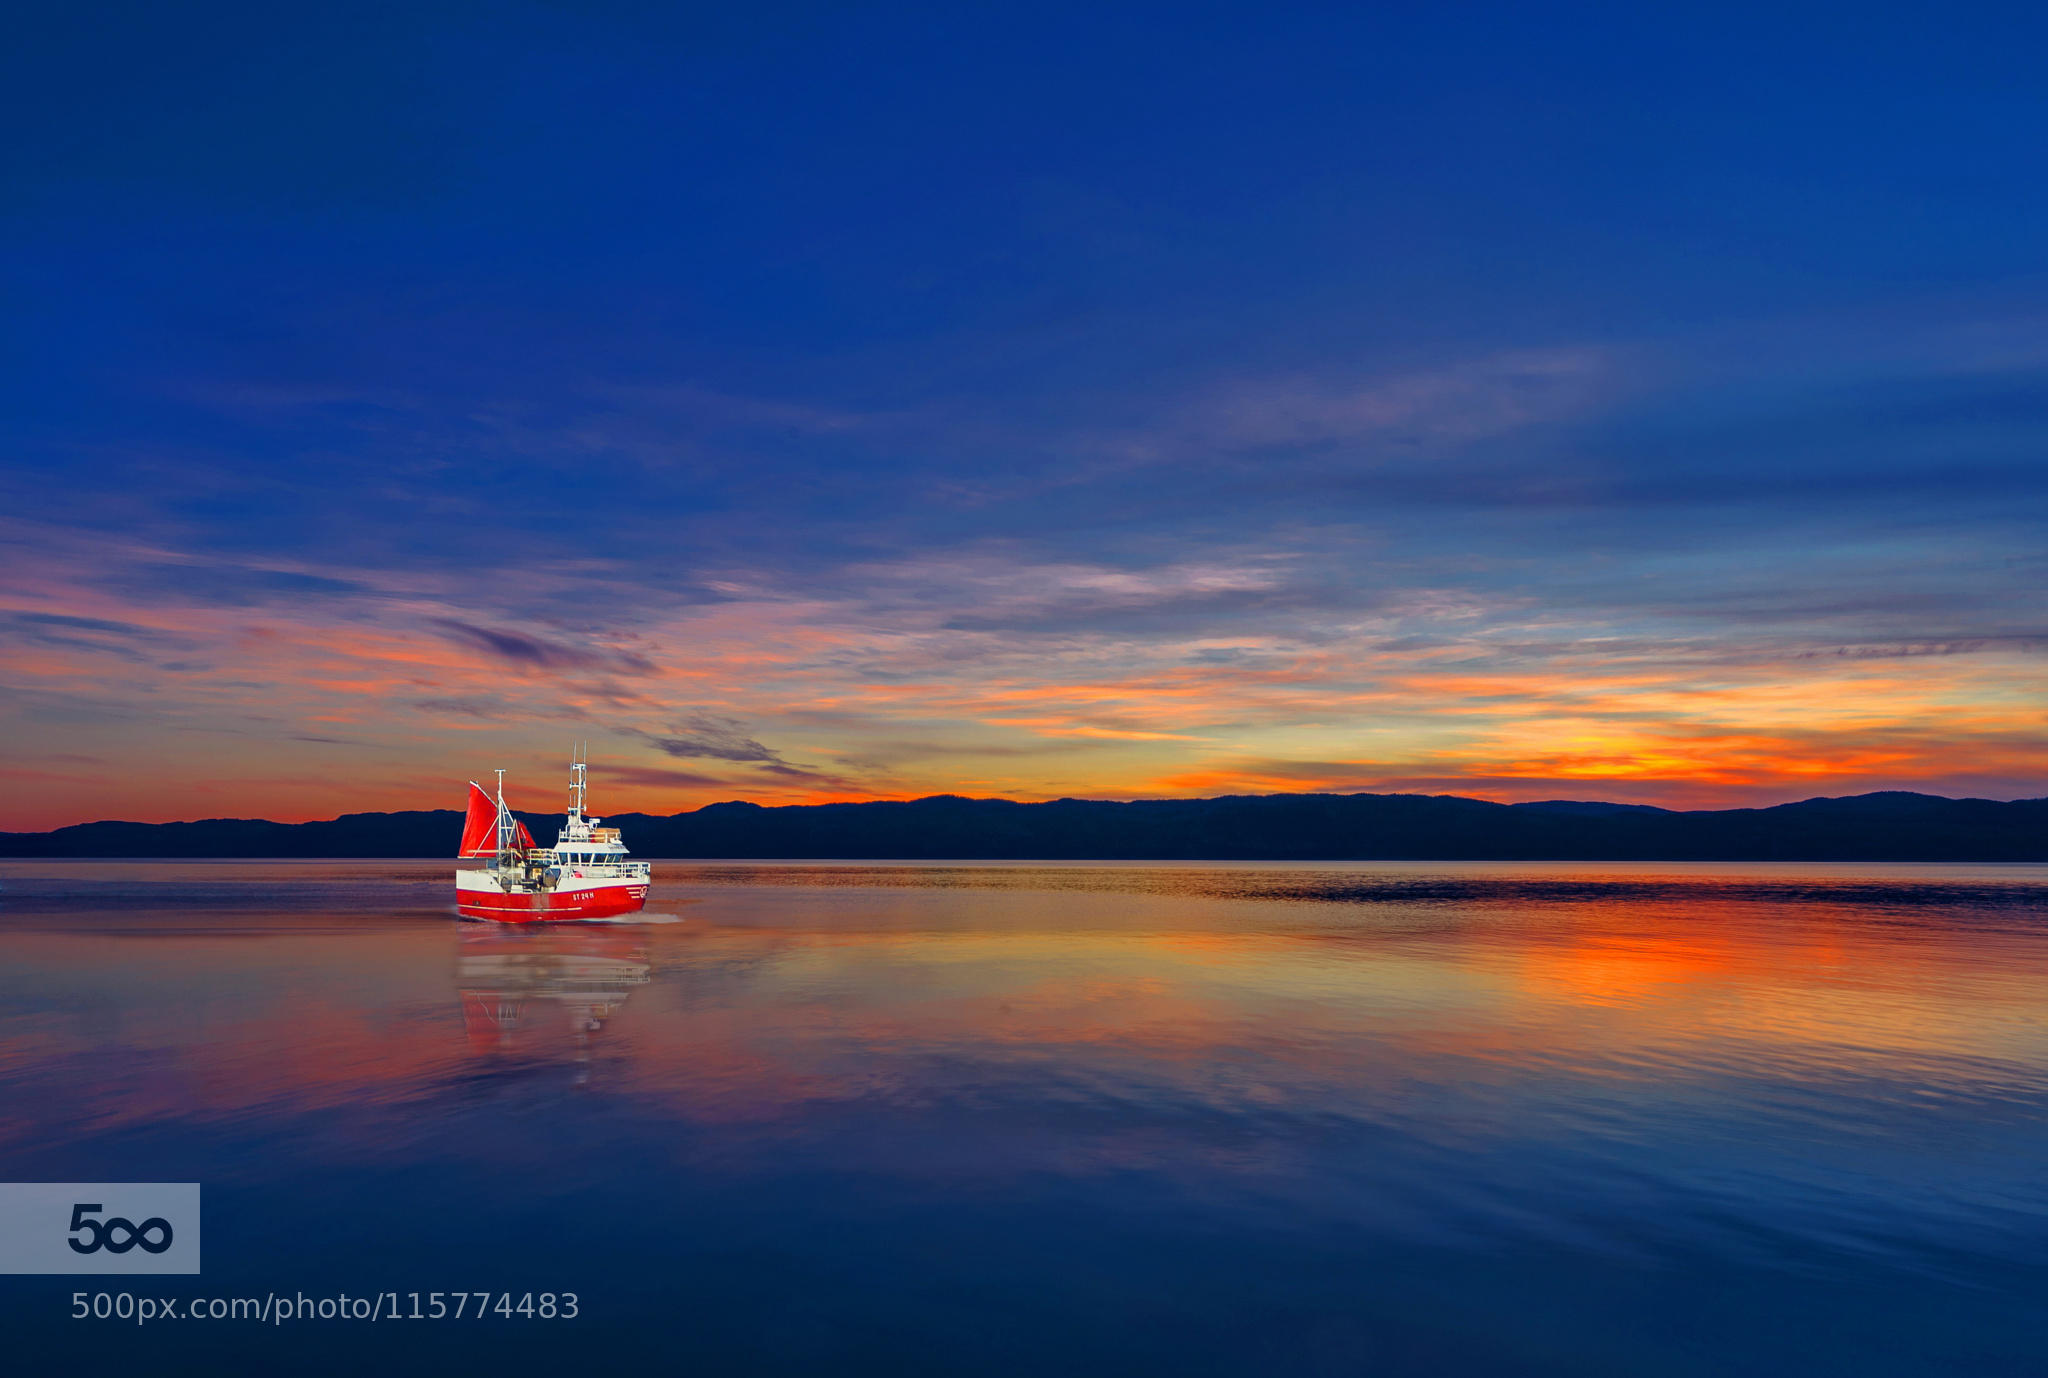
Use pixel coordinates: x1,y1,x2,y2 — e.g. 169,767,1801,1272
3,790,2045,861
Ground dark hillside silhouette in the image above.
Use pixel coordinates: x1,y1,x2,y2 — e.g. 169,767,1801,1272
3,790,2044,861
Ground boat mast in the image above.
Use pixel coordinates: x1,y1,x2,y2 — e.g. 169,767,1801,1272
568,743,587,824
495,767,514,862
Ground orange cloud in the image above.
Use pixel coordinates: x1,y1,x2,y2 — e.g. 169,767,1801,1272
4,529,2045,827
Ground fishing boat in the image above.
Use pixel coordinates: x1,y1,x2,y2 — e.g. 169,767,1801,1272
454,752,650,922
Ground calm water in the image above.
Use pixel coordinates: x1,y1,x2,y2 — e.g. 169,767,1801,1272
2,859,2045,1375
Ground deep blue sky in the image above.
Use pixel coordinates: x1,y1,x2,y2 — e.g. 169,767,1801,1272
3,2,2045,825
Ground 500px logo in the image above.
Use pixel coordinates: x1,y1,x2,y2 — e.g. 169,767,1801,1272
67,1204,174,1256
0,1184,199,1274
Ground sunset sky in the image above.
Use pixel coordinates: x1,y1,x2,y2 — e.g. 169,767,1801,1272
4,3,2046,829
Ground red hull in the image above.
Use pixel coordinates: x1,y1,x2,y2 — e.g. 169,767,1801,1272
456,884,648,923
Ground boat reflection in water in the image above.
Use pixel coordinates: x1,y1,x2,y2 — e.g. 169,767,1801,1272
456,923,651,1079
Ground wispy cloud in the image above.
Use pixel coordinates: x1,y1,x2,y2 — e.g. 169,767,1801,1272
5,302,2048,826
635,714,786,765
599,764,749,792
1194,348,1613,453
428,619,657,675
